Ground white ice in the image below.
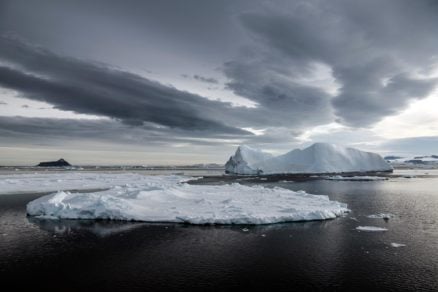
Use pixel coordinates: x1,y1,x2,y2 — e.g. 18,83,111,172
390,243,406,247
25,174,349,225
224,145,273,175
356,226,388,232
367,213,395,219
324,176,388,181
0,172,169,195
225,143,392,175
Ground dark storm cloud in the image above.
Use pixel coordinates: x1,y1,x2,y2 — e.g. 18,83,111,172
0,115,303,151
333,69,437,126
0,116,214,146
193,75,219,84
181,74,219,84
0,0,252,70
0,36,250,135
0,116,255,148
225,0,438,127
0,36,331,140
224,58,333,128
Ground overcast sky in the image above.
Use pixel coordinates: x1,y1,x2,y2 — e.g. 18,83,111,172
1,0,438,165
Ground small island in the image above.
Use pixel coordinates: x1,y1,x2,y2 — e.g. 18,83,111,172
37,158,71,167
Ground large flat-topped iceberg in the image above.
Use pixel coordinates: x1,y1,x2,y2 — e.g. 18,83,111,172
26,175,349,225
225,143,392,175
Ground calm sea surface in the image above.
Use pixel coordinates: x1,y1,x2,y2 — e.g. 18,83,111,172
0,170,437,291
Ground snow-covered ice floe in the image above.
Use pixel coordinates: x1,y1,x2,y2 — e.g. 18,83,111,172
225,143,392,175
0,172,172,195
324,176,388,181
26,175,349,225
390,243,406,248
356,226,388,232
367,213,395,219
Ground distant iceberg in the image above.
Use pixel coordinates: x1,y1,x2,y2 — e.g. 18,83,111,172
356,226,388,232
225,143,393,175
224,145,273,175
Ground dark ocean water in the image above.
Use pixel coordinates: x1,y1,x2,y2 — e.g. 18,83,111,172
0,172,437,291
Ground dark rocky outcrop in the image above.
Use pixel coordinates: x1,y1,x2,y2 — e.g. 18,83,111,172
37,158,71,167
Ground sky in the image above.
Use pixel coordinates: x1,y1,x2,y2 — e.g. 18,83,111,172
1,0,438,165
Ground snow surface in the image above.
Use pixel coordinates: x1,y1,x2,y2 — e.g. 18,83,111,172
225,143,392,175
356,226,388,232
0,172,170,195
25,175,349,225
367,213,395,219
391,243,406,247
325,176,388,181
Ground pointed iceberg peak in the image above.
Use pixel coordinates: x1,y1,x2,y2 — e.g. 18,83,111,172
225,145,273,175
225,143,392,175
235,144,252,154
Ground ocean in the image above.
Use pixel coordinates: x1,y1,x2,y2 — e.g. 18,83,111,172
0,169,437,291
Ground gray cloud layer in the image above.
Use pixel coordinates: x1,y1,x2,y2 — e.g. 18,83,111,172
0,116,302,158
1,0,438,160
193,75,219,84
0,35,329,144
225,0,438,127
0,37,251,135
0,116,251,150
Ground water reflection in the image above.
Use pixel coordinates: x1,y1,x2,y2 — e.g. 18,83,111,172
27,217,148,237
27,216,339,237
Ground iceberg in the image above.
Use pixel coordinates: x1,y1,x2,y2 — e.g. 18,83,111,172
356,226,388,232
390,243,406,248
324,176,388,181
224,145,273,175
367,213,395,219
225,143,393,175
26,175,349,225
387,154,438,169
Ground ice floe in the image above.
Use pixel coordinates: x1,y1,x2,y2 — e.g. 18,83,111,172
325,176,388,181
356,226,388,232
0,172,181,195
367,213,395,219
390,243,406,247
26,175,349,225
